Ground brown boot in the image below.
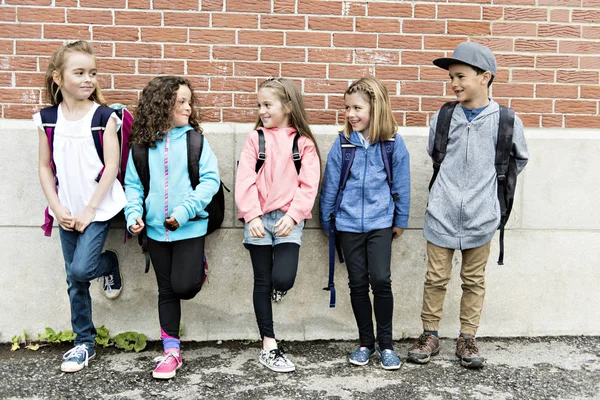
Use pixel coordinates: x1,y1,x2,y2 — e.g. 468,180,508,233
456,335,484,369
407,333,440,364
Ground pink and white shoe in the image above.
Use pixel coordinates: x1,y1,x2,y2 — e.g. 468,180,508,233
152,349,182,379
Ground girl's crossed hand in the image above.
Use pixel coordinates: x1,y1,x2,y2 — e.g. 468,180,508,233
73,205,96,233
248,217,266,238
129,216,145,235
274,215,295,237
54,204,74,231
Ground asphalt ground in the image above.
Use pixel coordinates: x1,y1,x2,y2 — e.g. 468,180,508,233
1,336,599,400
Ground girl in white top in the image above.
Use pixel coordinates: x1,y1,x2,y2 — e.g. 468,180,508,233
35,41,126,374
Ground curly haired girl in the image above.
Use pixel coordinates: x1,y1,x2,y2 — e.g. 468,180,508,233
124,75,220,379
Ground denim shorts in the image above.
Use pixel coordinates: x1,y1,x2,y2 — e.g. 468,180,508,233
243,209,305,247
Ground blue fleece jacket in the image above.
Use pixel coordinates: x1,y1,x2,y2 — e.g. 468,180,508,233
319,131,411,233
124,125,220,242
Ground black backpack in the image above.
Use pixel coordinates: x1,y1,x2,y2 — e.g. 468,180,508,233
429,101,516,265
132,129,229,272
255,128,301,174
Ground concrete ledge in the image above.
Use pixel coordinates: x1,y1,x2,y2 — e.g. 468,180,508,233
1,120,599,342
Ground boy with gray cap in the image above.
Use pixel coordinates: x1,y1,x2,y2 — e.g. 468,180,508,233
407,42,529,369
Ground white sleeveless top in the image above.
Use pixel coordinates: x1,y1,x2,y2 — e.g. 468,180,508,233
33,103,127,222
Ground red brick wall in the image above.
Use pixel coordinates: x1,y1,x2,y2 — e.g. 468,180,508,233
1,0,599,128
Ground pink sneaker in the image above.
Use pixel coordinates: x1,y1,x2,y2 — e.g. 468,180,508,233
152,349,182,379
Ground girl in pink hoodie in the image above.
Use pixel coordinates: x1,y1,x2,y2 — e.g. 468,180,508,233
235,78,321,373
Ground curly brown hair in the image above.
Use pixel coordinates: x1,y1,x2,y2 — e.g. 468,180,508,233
129,76,202,147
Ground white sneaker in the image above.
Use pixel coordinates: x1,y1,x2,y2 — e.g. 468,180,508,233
259,348,296,372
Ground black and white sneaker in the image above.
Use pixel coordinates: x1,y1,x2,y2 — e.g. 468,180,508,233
101,250,122,300
271,288,287,302
259,348,296,372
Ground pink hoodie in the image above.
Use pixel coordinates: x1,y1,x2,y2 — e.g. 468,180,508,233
235,126,320,224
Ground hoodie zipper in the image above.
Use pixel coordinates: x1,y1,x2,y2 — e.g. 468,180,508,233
361,149,368,232
163,135,170,242
459,122,472,238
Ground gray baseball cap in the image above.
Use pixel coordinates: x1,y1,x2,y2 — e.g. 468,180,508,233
433,42,497,76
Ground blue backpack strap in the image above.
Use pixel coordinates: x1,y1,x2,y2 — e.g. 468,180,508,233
39,106,59,184
39,106,59,237
324,133,356,308
381,136,399,202
91,106,116,182
255,129,265,173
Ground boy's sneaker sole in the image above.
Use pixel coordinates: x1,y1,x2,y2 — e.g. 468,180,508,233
407,348,440,364
61,353,96,373
457,355,484,369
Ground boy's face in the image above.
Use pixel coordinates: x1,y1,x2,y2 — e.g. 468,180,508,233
448,63,491,109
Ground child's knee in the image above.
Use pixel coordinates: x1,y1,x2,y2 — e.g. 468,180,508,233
272,275,295,292
173,281,202,300
370,274,392,293
67,262,95,282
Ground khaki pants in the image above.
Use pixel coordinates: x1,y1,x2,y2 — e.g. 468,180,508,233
420,241,491,336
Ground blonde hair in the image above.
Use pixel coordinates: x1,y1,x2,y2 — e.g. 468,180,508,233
44,40,106,106
255,77,321,172
343,77,397,142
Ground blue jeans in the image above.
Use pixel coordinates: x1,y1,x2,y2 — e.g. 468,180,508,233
59,221,114,345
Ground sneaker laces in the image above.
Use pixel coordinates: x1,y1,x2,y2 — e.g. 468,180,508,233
464,338,479,354
416,333,431,348
268,349,290,365
63,344,90,367
103,275,114,292
154,350,181,368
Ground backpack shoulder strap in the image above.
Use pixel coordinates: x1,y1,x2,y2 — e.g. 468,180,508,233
429,101,459,190
187,129,203,189
495,105,515,266
338,133,356,192
131,144,150,199
495,105,515,180
39,106,59,177
255,129,265,173
380,136,399,202
90,105,116,165
292,133,301,174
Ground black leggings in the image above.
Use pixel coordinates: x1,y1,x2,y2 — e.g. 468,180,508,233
338,228,394,350
148,236,205,338
246,243,300,339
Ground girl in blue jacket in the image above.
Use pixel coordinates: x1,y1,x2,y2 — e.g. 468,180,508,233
124,76,220,380
320,77,410,370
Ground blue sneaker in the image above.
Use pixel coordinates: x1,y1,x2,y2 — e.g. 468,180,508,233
378,347,401,370
349,346,375,366
61,343,95,373
102,250,122,300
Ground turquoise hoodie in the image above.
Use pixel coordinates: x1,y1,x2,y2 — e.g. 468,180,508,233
124,125,220,242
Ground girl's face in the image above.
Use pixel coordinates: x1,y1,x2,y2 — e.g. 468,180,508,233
53,52,97,102
171,85,192,128
257,88,290,129
345,92,371,136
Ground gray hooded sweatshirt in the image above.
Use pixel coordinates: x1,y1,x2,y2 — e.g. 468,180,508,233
424,100,529,250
